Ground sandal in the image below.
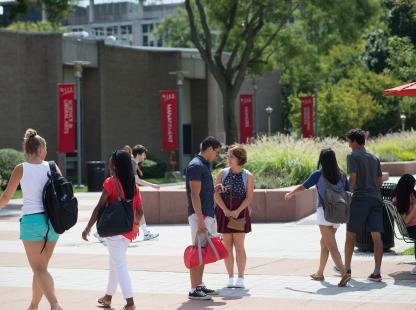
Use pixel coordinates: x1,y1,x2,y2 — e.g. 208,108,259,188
338,273,351,287
98,297,112,308
310,273,325,281
121,305,136,310
51,305,63,310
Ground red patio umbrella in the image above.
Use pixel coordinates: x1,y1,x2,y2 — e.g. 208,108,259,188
384,82,416,96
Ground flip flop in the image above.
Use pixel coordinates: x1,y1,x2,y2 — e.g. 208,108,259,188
98,297,111,308
338,273,351,287
310,273,325,281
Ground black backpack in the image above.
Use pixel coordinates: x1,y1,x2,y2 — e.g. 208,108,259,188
41,161,78,251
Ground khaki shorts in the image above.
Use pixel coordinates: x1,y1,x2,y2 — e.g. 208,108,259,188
188,213,218,245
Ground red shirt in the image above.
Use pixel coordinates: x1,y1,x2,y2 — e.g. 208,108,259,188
103,176,142,241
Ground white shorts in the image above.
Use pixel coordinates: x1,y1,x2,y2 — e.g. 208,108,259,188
188,213,218,245
317,207,340,228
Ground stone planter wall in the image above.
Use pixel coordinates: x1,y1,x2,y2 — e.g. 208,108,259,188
141,186,317,224
381,161,416,177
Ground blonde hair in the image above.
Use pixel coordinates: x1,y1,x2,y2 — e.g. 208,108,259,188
123,145,133,156
23,128,46,157
228,144,247,166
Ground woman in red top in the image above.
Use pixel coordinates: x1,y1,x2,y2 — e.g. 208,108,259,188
82,150,143,310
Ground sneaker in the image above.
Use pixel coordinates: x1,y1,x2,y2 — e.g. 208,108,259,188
226,278,235,288
94,232,106,244
333,266,351,275
198,285,219,295
234,277,245,288
143,232,159,241
188,287,212,300
410,266,416,275
367,273,382,282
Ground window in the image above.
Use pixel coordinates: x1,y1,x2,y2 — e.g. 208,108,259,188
0,6,4,16
149,24,154,32
121,25,132,35
149,41,154,47
143,35,148,46
157,39,162,47
94,27,104,36
142,24,148,33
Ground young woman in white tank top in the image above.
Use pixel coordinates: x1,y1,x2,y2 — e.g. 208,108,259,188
0,129,63,310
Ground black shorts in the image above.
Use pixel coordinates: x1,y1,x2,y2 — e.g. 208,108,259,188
347,196,384,233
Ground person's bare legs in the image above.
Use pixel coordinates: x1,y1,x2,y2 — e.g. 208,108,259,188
371,232,383,274
320,226,347,275
222,233,234,278
190,265,205,288
23,241,59,308
233,233,246,278
344,231,356,271
315,237,329,277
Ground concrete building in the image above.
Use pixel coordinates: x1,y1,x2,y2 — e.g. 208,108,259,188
66,1,182,47
0,30,281,177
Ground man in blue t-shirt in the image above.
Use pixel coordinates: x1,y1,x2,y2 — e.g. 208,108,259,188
186,136,222,300
344,128,384,282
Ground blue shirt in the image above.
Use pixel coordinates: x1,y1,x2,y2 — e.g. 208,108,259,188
186,155,215,217
303,170,350,208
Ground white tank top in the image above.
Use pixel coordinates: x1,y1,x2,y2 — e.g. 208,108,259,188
20,161,51,215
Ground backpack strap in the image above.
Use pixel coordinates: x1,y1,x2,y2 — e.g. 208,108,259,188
221,168,230,184
48,161,57,175
242,169,249,190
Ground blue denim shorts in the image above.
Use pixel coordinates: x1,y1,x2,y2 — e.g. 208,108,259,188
20,213,59,242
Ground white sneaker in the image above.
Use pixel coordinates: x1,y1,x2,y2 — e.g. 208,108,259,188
143,232,159,241
410,266,416,275
94,232,106,244
226,278,235,288
234,277,245,288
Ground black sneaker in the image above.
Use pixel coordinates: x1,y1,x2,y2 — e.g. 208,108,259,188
188,287,212,300
198,285,219,295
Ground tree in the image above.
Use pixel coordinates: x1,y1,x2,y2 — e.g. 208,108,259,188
183,0,300,144
9,0,75,24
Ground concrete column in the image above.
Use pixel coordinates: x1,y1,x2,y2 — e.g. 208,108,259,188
89,0,95,23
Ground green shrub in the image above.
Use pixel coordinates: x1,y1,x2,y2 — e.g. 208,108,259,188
368,131,416,162
244,135,349,189
141,154,167,179
0,149,25,189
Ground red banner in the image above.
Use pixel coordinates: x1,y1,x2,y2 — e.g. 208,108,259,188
58,83,76,153
239,94,254,144
160,90,178,150
300,96,314,138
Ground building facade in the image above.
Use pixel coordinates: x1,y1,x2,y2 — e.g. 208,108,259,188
0,30,281,177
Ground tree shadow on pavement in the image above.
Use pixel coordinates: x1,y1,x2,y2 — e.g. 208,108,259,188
177,300,227,310
285,278,387,296
388,270,416,287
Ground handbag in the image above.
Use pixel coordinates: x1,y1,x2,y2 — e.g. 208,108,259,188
183,232,228,269
226,173,246,232
97,177,134,237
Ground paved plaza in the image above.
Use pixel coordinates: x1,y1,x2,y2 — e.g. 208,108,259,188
1,191,415,309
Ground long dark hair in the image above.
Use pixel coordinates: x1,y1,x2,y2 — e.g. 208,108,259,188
394,174,416,214
111,150,135,200
317,148,341,185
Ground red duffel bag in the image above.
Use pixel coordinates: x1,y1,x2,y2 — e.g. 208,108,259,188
184,232,228,269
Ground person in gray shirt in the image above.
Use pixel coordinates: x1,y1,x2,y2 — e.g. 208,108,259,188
343,128,384,282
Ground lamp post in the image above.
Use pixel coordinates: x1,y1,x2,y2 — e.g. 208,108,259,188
252,77,258,138
400,114,406,131
67,60,90,188
265,106,273,136
169,71,187,176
